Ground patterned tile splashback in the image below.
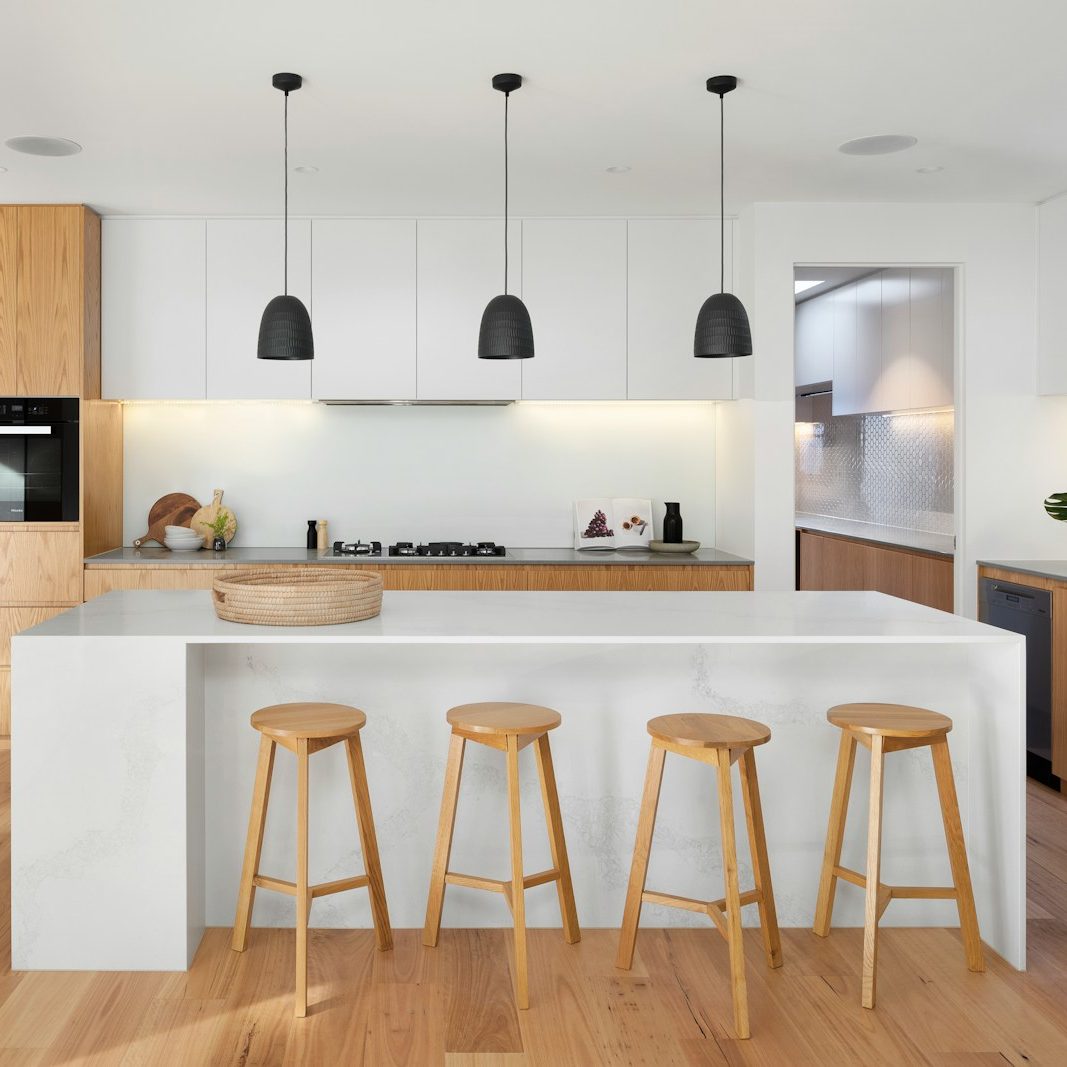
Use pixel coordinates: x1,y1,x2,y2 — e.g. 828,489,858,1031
795,409,954,534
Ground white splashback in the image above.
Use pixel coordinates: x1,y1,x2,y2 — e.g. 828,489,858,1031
121,401,716,548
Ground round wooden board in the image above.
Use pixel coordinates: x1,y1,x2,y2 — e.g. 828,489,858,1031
134,493,202,547
190,488,237,548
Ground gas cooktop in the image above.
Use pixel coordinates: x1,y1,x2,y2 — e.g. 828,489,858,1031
332,540,506,558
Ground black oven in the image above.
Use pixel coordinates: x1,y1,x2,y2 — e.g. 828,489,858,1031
0,398,79,522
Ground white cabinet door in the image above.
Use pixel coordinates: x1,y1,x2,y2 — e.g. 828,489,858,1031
311,220,416,400
794,293,833,388
627,220,733,400
206,219,312,399
830,283,859,415
416,219,522,400
102,219,206,399
854,272,883,411
909,267,953,409
520,220,627,400
877,268,910,412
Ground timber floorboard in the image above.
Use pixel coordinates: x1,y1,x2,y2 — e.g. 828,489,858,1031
2,743,1067,1064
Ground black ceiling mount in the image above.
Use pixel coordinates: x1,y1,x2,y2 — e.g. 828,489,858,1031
706,74,738,97
492,73,523,95
272,72,303,94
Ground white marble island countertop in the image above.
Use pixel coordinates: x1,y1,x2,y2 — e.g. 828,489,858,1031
22,588,1011,644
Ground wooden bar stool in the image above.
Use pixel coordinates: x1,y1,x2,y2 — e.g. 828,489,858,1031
422,702,580,1010
616,714,782,1041
231,702,392,1018
813,703,984,1009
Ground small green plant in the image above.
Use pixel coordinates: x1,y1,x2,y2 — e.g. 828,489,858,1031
208,510,232,538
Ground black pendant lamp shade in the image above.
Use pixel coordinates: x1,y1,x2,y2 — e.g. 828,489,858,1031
694,75,752,358
479,73,534,359
259,72,314,361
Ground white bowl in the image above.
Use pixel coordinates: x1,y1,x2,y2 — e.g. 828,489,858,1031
165,525,198,536
164,538,202,552
164,531,201,541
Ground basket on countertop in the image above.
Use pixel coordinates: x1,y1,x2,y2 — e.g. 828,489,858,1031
212,568,383,626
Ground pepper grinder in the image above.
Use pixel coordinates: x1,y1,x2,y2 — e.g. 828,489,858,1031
316,519,328,555
306,520,317,550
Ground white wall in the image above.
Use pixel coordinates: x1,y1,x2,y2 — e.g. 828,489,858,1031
718,201,1067,615
1038,193,1067,395
121,401,717,548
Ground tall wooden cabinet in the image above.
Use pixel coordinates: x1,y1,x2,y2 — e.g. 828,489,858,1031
0,204,120,736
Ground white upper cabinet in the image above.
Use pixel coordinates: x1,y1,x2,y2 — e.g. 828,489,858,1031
909,267,953,409
877,267,910,412
520,220,627,400
793,293,833,388
627,220,734,400
311,220,416,400
830,282,859,415
205,219,312,399
102,219,207,399
416,219,522,400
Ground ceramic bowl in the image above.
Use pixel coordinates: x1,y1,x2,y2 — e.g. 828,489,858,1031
648,539,700,554
164,537,203,552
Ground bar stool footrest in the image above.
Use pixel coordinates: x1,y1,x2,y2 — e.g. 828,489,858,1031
253,872,371,898
642,887,764,940
832,865,959,919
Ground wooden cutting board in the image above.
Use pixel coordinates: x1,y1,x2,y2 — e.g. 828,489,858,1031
133,493,202,548
190,488,238,548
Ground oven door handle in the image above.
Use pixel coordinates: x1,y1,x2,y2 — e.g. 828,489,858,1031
0,425,52,434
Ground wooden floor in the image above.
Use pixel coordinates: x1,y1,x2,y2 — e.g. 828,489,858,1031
3,743,1067,1065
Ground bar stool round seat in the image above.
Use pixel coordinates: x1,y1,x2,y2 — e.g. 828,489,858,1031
251,702,367,742
827,703,952,739
648,713,771,749
445,701,561,737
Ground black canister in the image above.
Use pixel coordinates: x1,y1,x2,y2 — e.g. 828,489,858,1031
663,502,683,544
306,520,318,549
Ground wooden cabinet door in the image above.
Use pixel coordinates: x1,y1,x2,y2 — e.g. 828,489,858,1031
206,219,312,399
311,219,416,400
0,206,15,392
415,219,522,400
15,206,91,396
520,219,627,400
627,219,734,400
0,530,83,603
102,219,207,399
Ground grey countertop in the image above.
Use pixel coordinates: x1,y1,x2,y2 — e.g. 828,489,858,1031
86,545,754,567
978,560,1067,583
795,513,954,558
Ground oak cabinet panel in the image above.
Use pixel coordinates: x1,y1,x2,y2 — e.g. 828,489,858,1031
0,206,16,392
0,530,83,604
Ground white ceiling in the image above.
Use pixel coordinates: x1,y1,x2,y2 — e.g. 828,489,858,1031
4,1,1066,217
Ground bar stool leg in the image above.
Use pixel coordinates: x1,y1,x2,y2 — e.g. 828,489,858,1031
534,734,581,945
930,738,985,973
345,734,393,952
506,734,529,1010
232,735,276,952
423,733,467,947
738,748,782,969
295,738,310,1018
813,731,857,937
616,744,667,970
716,747,750,1040
862,734,886,1010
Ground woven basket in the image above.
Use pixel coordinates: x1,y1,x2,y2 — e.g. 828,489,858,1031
212,568,383,626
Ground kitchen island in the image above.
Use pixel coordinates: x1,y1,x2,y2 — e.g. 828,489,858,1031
10,589,1023,971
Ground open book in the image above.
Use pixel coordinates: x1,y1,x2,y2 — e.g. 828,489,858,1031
574,498,653,550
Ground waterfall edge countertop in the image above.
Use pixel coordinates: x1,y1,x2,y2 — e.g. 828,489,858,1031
10,590,1024,972
796,513,955,557
85,545,753,567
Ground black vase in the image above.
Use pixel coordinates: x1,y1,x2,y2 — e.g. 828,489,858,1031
663,502,683,544
212,536,226,552
306,520,317,550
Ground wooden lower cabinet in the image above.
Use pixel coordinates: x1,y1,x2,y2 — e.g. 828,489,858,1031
0,667,8,736
84,562,754,599
0,528,84,604
797,529,952,612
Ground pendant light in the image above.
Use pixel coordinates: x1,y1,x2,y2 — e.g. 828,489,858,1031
258,72,314,361
694,75,752,358
478,73,534,360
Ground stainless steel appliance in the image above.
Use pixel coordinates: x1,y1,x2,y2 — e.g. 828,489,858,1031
979,577,1055,786
0,397,79,522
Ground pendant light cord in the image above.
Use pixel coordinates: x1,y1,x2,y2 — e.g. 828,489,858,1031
719,91,724,295
283,89,289,296
504,89,510,296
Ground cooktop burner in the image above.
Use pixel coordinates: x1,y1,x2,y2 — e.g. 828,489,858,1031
331,540,506,558
388,541,506,557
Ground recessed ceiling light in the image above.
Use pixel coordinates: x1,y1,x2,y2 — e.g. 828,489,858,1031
606,164,631,174
293,164,318,174
916,165,944,174
795,279,824,294
838,134,917,156
5,136,82,157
